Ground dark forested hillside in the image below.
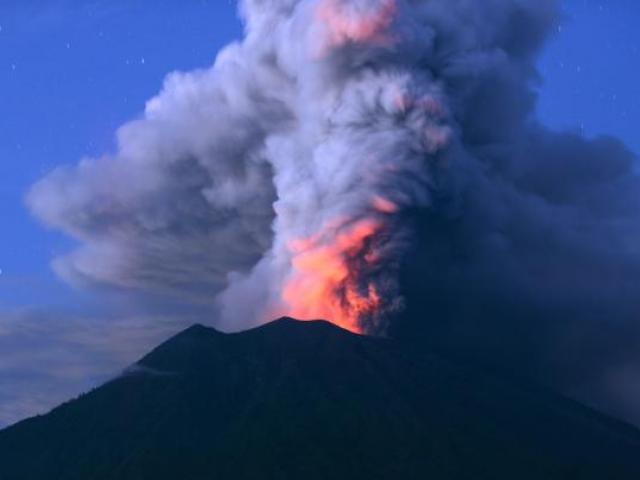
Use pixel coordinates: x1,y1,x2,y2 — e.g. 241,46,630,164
1,318,639,480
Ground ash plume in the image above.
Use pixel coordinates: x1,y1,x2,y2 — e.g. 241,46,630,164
28,0,640,424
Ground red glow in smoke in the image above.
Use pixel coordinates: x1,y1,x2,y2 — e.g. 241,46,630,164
283,219,384,333
372,195,399,214
316,0,397,50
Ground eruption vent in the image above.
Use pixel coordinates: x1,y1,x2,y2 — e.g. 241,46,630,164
283,219,384,333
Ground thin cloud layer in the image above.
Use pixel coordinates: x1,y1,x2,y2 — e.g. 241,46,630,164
0,309,188,428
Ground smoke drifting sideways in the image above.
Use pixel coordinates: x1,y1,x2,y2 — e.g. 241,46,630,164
28,0,640,424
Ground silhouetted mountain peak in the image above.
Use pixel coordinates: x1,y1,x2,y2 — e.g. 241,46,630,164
157,317,350,344
235,316,358,339
2,317,640,480
260,316,352,333
180,322,219,336
137,317,360,372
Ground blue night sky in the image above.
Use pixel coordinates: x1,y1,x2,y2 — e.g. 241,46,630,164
0,0,639,426
0,1,242,310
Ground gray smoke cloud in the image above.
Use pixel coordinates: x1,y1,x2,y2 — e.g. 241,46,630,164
28,0,640,423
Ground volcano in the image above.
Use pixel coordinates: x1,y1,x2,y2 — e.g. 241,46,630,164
1,317,639,479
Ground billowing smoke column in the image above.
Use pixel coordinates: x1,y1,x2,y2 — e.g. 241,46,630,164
29,0,464,334
222,0,460,333
28,1,640,421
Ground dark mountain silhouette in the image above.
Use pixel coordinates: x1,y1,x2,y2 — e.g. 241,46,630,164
1,317,639,479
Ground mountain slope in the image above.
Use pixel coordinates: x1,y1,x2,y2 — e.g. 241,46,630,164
1,317,639,479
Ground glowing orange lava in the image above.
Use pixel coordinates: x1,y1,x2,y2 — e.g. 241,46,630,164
283,219,383,333
316,0,397,51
